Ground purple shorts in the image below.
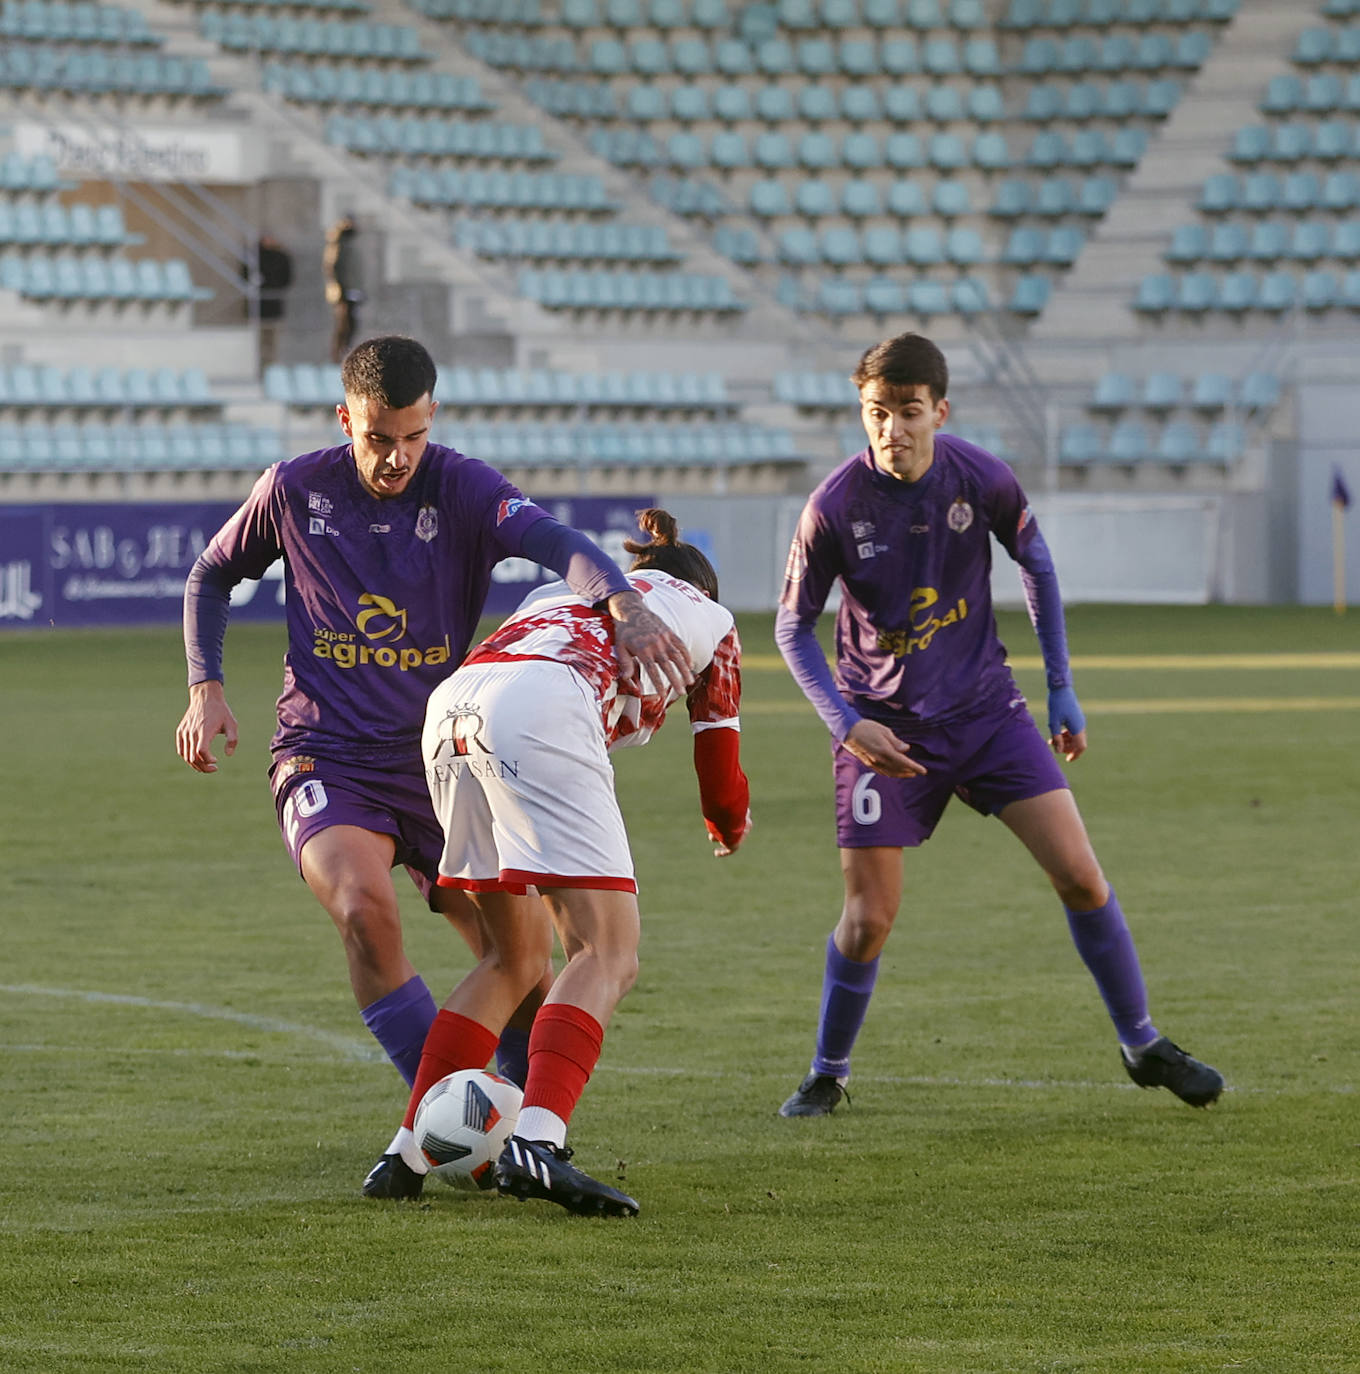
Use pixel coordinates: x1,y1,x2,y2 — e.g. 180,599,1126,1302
833,693,1069,849
270,753,442,905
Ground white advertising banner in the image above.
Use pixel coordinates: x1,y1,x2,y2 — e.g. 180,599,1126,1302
13,121,260,183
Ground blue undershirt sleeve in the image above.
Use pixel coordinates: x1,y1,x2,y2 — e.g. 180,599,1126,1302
1015,529,1071,691
183,556,237,686
774,604,861,743
518,519,629,606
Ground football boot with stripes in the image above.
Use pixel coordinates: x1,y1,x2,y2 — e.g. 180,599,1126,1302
495,1136,639,1217
361,1152,425,1200
778,1071,848,1117
1121,1036,1224,1107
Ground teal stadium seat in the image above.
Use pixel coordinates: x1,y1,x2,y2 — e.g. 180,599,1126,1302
1109,419,1151,462
1092,372,1137,410
1143,373,1184,409
1191,373,1233,409
1060,423,1103,465
1166,223,1210,264
1217,270,1258,312
1008,273,1050,314
1157,421,1199,463
1134,272,1177,312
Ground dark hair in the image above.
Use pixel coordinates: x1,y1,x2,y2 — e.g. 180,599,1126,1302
624,508,719,601
851,332,949,402
340,336,437,410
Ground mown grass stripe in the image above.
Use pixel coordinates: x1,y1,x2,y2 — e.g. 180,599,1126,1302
745,697,1360,715
741,652,1360,671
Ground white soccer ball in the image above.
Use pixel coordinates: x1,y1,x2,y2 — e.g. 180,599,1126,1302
412,1068,523,1192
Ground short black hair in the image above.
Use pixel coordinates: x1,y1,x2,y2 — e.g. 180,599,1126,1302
851,333,949,403
624,508,719,601
340,336,437,410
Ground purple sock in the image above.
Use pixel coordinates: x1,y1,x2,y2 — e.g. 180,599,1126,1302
494,1027,530,1088
811,933,880,1078
1064,889,1158,1047
359,974,437,1086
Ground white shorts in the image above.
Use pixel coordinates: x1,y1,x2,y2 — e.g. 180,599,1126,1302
422,659,636,894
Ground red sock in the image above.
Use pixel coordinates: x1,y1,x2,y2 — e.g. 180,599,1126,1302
402,1010,499,1129
521,1003,604,1127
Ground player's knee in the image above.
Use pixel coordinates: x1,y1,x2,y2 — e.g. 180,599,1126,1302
838,904,896,956
1052,869,1108,911
328,891,402,968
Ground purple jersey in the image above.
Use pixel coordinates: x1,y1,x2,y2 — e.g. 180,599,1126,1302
196,442,566,765
781,434,1041,727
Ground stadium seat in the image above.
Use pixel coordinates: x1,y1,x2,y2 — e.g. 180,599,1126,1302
1157,420,1199,464
1177,271,1219,312
1302,269,1339,310
1218,270,1259,313
1191,373,1234,410
841,180,882,217
1108,419,1151,463
907,278,950,317
1258,271,1297,312
887,180,927,216
1134,273,1177,312
1205,420,1244,462
1239,372,1281,410
1008,274,1050,314
1092,372,1137,411
1166,223,1210,264
904,226,944,266
1059,422,1103,466
1143,373,1184,410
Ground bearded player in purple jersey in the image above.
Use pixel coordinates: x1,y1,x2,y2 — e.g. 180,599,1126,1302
775,333,1223,1118
175,336,693,1094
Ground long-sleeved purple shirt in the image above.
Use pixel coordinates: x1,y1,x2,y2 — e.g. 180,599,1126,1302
184,441,629,766
777,435,1069,740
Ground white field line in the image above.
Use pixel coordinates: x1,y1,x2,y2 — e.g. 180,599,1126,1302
7,985,1352,1096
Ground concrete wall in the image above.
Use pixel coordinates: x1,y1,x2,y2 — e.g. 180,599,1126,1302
660,489,1275,613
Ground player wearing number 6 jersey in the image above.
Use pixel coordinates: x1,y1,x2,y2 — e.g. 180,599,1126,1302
363,509,750,1214
774,333,1222,1118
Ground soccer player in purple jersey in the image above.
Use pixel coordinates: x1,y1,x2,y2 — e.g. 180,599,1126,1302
175,336,693,1096
774,333,1223,1117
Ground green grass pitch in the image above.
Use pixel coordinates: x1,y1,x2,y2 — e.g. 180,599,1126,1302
1,606,1357,1372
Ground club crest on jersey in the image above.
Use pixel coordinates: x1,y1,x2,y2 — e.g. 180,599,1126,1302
307,492,333,517
851,520,875,540
415,505,438,543
947,499,974,533
496,497,531,526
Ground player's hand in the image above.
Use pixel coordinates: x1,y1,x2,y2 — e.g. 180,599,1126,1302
1047,685,1087,762
176,680,239,773
607,590,694,695
707,811,752,858
843,719,927,778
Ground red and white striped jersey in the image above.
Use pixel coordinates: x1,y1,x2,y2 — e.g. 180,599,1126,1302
464,568,742,750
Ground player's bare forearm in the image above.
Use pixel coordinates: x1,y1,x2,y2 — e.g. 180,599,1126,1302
607,589,694,693
843,719,927,778
176,679,239,773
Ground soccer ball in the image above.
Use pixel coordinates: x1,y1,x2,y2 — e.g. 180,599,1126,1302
412,1068,523,1192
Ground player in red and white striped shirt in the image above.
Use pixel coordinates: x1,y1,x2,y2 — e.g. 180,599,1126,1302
364,510,750,1215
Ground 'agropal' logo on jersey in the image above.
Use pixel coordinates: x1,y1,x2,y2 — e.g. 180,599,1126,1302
312,593,453,671
875,587,968,658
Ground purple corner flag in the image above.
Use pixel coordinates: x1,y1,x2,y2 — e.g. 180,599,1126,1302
1333,468,1353,511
